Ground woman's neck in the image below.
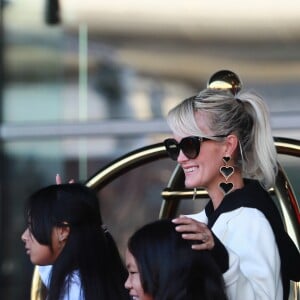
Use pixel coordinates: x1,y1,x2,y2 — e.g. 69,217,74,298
207,173,244,210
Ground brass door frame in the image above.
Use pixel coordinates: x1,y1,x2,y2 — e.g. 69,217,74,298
31,137,300,300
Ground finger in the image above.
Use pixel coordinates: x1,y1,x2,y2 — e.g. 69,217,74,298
181,232,209,241
174,220,206,233
172,215,194,225
191,243,211,250
175,223,198,233
56,174,62,185
173,217,208,230
181,233,203,240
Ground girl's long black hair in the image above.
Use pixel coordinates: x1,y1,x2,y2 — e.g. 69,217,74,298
26,183,129,300
128,219,228,300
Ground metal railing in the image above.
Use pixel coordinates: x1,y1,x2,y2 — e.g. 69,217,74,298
31,137,300,300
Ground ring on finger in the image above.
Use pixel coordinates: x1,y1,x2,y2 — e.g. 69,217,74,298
202,233,209,242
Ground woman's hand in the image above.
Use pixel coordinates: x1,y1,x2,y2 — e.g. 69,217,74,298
172,215,215,250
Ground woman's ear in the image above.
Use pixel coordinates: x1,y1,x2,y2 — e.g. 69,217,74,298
225,134,239,157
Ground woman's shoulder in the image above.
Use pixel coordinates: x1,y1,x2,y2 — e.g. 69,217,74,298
222,206,271,226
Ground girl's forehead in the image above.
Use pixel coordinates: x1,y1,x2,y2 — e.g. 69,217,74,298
125,249,138,268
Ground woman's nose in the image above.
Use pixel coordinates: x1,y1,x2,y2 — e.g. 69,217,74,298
177,149,189,162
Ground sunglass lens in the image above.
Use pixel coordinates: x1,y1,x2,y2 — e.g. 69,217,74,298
164,139,180,160
181,137,199,159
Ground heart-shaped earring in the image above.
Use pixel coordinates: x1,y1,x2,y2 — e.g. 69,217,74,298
222,156,230,163
219,182,234,195
220,166,234,180
219,155,234,195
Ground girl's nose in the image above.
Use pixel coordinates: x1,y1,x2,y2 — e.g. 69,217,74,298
21,228,29,242
124,275,131,289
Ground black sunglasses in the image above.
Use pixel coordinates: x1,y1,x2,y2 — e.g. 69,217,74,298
164,135,227,161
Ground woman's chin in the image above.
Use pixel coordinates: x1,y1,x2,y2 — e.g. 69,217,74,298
185,179,199,189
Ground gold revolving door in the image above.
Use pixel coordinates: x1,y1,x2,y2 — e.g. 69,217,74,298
31,137,300,300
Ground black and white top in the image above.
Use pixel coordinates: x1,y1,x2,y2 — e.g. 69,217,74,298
187,180,300,300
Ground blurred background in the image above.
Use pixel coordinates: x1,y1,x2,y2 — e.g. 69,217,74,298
0,0,299,298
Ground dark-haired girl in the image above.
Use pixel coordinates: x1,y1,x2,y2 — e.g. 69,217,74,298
22,183,129,300
125,219,228,300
